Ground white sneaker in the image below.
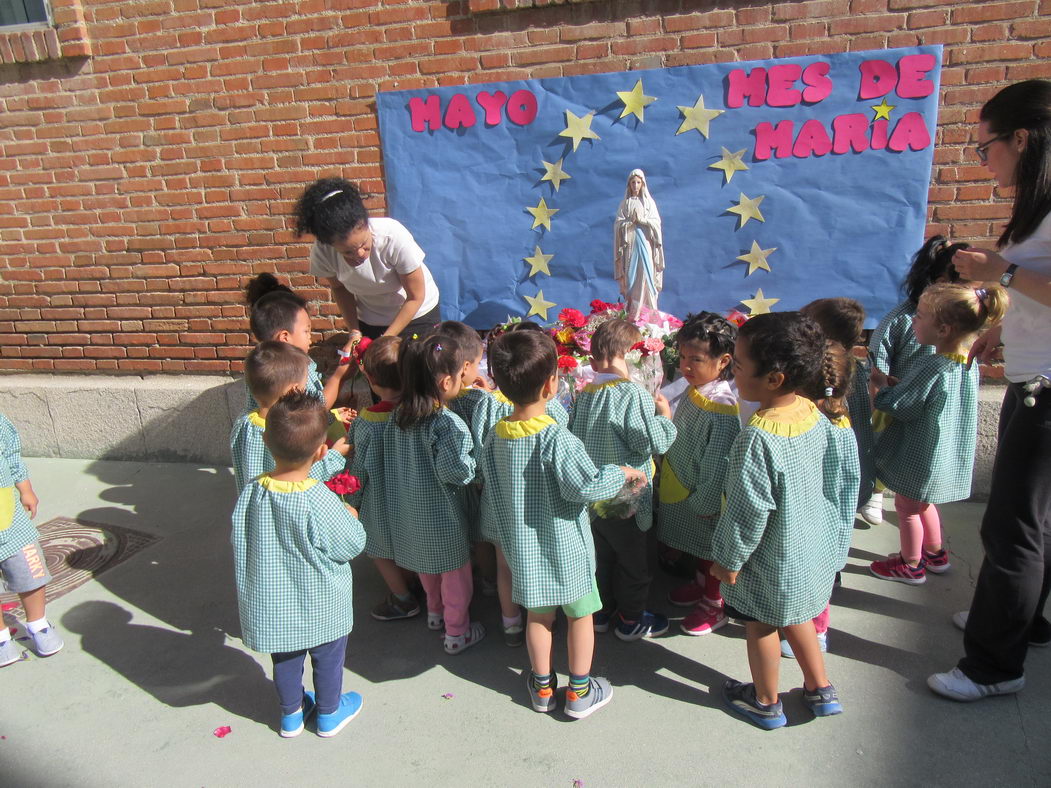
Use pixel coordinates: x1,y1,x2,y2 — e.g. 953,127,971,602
927,667,1024,701
859,492,884,525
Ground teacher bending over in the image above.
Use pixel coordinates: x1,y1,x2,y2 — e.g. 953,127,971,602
294,178,441,339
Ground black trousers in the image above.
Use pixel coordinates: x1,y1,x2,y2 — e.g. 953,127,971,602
593,514,651,621
359,304,442,341
959,382,1051,684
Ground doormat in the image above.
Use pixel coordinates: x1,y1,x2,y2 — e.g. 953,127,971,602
0,516,160,615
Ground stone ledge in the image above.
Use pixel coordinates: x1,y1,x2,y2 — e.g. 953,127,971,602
0,374,243,466
0,374,1007,499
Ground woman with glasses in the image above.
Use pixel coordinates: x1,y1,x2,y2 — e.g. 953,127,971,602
294,178,441,340
928,80,1051,702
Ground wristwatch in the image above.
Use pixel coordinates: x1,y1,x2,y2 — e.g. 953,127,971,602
1000,263,1019,288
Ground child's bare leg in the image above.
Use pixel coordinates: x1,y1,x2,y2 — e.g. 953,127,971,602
745,621,781,705
495,545,519,620
526,610,556,676
372,557,410,596
781,620,830,691
566,614,595,677
19,587,46,622
475,541,496,584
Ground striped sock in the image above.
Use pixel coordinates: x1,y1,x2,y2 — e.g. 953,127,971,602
531,672,553,692
569,674,590,698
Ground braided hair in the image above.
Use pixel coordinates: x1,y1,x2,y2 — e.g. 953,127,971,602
800,340,854,421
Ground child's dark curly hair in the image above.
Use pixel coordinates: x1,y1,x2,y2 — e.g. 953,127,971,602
676,311,738,381
738,312,826,392
903,235,968,306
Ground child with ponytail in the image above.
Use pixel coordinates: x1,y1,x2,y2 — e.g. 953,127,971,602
863,237,968,523
869,284,1008,585
711,312,856,729
781,340,860,657
383,333,485,654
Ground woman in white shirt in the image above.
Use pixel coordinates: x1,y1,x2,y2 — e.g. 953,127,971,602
294,178,441,339
928,79,1051,703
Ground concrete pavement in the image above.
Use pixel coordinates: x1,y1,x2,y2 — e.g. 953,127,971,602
2,457,1049,787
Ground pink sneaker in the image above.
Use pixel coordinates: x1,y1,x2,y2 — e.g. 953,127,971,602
668,581,707,607
869,554,926,585
923,548,951,574
680,603,727,636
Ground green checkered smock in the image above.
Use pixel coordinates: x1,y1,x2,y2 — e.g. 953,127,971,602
478,415,626,609
568,377,677,531
348,402,395,560
657,382,741,560
828,415,862,566
471,389,568,450
869,300,933,379
229,410,346,493
231,475,365,653
448,387,488,538
0,414,39,562
711,397,852,627
383,407,476,574
873,353,978,504
244,358,325,413
845,359,876,508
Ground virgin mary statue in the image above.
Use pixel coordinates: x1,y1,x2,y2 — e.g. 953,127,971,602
613,168,664,319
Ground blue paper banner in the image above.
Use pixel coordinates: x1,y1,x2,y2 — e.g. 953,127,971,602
376,46,942,329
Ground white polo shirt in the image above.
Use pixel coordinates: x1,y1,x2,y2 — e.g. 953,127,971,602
1001,212,1051,383
309,217,440,327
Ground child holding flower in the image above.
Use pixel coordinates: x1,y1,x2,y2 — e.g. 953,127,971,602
569,319,677,640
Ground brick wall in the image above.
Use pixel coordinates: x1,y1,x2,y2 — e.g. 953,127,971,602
0,0,1048,374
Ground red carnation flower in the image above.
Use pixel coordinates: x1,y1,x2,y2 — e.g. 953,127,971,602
557,355,579,370
558,308,587,328
325,472,361,497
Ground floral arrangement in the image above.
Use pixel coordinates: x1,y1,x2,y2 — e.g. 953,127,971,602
548,300,684,396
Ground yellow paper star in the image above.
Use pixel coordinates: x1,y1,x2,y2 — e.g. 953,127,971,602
736,241,777,276
559,109,600,152
540,158,571,191
616,79,657,122
740,288,780,316
871,97,895,121
727,193,766,228
524,246,553,277
676,95,724,138
709,147,749,184
526,197,559,231
524,289,556,320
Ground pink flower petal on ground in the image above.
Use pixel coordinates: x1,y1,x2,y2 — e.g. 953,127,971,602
441,693,454,699
572,780,584,787
212,725,232,738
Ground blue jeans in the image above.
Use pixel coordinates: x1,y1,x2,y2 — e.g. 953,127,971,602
271,635,348,715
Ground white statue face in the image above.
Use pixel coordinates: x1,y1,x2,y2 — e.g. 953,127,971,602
628,175,643,196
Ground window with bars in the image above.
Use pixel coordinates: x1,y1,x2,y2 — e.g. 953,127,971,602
0,0,50,27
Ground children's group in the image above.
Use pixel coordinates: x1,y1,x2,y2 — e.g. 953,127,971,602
210,229,1001,737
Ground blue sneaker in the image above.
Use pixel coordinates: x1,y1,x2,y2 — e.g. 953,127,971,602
722,679,787,730
593,612,611,634
613,611,669,642
802,683,843,716
280,691,316,738
29,624,63,657
316,691,363,738
0,638,21,668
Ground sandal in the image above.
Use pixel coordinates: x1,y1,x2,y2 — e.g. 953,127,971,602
444,621,486,655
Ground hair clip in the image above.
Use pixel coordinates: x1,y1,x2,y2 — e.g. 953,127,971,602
320,189,343,203
824,386,834,397
434,343,443,353
411,333,419,340
975,287,988,302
